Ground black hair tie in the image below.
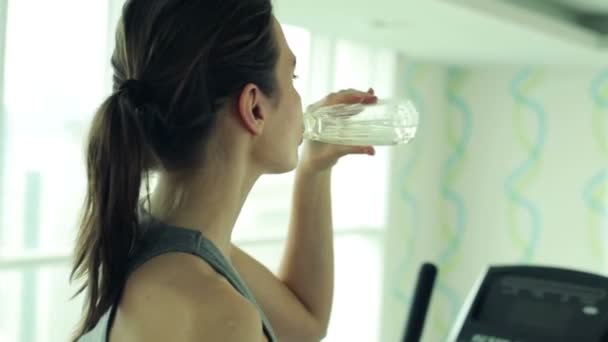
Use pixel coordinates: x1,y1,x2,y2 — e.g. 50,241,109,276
118,79,149,107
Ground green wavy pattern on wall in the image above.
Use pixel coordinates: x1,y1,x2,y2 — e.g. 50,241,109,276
431,67,472,338
584,70,608,268
506,67,546,262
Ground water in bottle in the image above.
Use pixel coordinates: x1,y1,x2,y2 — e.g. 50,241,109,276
303,99,419,146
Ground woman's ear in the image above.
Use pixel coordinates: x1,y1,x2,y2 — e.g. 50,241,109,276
237,83,266,136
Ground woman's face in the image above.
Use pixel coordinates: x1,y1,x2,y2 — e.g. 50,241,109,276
253,18,304,174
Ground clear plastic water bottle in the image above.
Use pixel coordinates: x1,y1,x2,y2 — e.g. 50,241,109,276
303,99,419,146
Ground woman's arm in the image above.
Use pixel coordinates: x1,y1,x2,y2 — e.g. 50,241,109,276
231,89,377,342
231,169,334,342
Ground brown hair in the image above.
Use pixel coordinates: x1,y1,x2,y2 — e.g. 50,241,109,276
70,0,279,338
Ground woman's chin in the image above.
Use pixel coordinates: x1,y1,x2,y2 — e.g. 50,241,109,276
263,156,299,175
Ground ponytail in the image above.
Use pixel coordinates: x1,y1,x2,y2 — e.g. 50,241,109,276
70,85,148,340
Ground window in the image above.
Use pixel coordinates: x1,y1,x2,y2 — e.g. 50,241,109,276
1,0,109,340
0,2,397,340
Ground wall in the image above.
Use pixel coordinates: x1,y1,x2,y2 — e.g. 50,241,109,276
381,58,608,341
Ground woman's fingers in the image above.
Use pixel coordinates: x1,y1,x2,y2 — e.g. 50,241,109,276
336,145,376,157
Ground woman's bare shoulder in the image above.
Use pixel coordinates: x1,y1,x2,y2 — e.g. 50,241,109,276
109,252,265,342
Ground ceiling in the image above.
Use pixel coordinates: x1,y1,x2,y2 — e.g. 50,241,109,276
546,0,608,13
274,0,608,66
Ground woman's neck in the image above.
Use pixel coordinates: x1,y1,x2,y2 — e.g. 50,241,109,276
148,155,260,258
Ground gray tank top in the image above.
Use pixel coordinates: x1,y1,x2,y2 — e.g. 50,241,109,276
78,211,277,342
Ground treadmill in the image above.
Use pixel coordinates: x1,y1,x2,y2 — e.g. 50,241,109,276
402,264,608,342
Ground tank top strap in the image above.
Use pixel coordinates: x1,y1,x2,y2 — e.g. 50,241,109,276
124,212,277,341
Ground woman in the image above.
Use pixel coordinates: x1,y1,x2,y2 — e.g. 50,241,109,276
71,0,378,341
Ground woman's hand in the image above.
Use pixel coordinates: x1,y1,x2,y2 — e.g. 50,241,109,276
298,88,378,175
